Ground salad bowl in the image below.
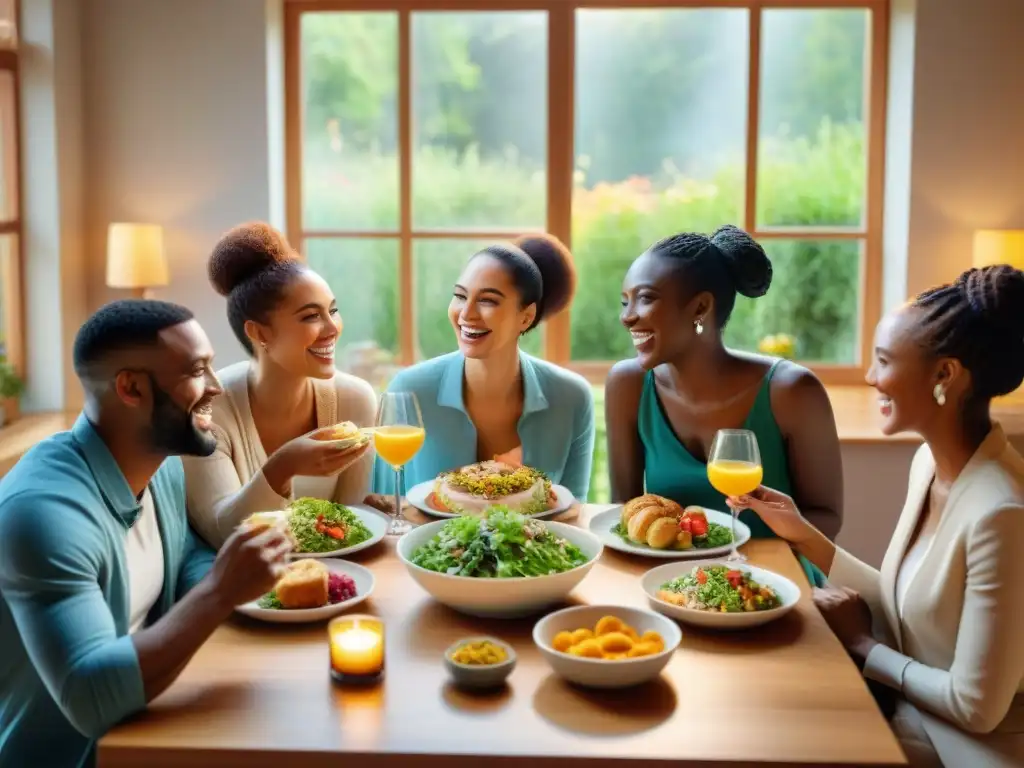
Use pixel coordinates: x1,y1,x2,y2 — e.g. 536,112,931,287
641,559,801,630
396,511,603,618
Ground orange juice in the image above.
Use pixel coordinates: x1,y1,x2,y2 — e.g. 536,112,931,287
707,460,763,497
373,425,425,468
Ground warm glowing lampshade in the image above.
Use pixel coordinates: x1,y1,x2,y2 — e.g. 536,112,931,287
973,230,1024,271
106,223,169,298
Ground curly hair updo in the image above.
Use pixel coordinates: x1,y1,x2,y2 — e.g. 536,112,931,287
471,233,576,332
208,222,306,355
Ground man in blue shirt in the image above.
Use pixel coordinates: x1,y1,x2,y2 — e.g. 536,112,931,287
0,301,292,767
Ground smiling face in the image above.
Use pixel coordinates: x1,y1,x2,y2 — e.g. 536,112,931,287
112,319,223,457
865,305,966,436
246,269,342,379
448,254,535,359
620,250,710,369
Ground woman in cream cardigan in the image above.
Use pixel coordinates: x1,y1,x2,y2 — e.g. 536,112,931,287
183,223,377,549
729,265,1024,767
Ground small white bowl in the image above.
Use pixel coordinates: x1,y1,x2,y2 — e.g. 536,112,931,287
396,519,603,618
532,605,682,689
641,560,801,630
443,636,517,689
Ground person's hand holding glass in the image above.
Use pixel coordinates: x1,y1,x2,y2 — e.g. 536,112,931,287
373,392,425,536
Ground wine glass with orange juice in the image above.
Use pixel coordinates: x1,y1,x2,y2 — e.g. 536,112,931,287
706,429,762,562
374,392,426,536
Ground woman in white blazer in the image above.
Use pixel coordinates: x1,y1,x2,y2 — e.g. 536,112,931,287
182,222,377,549
729,265,1024,767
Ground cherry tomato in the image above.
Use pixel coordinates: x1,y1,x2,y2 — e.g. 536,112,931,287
696,568,707,585
690,517,708,536
726,569,743,588
679,517,693,533
326,526,346,540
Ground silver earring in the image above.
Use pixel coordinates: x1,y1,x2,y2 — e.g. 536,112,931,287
933,384,946,406
695,318,704,336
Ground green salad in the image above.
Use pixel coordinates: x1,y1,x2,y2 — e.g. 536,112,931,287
289,497,373,553
410,506,589,578
658,565,780,613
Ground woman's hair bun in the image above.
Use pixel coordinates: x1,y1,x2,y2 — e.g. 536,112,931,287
515,234,577,320
958,265,1024,339
710,224,772,299
208,221,300,297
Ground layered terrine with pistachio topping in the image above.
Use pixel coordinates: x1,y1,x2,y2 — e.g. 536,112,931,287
429,460,554,516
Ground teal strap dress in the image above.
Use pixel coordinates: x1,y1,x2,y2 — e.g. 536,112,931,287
638,362,827,587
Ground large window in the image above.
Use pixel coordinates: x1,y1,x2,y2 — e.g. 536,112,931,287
285,0,887,385
0,0,20,381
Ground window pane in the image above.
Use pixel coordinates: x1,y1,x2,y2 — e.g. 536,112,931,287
301,13,399,231
412,12,547,229
572,9,749,361
414,238,542,360
725,239,862,364
0,70,17,222
756,10,868,229
304,238,399,389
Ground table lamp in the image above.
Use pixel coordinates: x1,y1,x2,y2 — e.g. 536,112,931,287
973,229,1024,404
106,223,169,299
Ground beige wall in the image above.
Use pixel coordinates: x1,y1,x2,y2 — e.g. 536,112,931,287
16,0,1024,563
902,0,1024,298
80,0,281,365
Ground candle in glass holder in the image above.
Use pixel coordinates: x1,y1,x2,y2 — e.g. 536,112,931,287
329,615,384,683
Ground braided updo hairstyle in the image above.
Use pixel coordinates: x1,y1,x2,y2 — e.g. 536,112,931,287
650,224,772,328
913,265,1024,401
208,222,306,355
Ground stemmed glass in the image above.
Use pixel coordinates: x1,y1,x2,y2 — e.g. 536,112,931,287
373,392,425,536
706,429,763,562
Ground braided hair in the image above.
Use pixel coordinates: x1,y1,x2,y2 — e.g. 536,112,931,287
913,265,1024,401
649,224,772,329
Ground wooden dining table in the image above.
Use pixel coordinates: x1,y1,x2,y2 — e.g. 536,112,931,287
98,504,907,768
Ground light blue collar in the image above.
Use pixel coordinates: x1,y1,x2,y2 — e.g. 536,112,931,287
70,413,142,528
436,351,549,416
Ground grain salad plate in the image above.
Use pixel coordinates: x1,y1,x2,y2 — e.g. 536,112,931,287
589,505,751,559
286,499,388,559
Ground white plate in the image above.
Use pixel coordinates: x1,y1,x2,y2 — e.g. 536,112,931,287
589,505,751,559
235,559,375,624
288,504,388,559
641,559,801,630
407,480,575,520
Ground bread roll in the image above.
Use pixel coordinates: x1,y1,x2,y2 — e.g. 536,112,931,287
621,494,664,526
627,505,670,543
275,559,329,609
646,517,679,549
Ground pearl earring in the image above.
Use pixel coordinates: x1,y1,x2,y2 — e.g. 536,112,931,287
695,318,704,336
933,383,946,406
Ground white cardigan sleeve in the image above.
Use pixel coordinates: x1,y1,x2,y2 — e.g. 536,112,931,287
828,547,886,624
862,504,1024,734
183,422,290,550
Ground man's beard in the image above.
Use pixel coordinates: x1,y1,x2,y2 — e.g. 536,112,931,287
147,377,217,457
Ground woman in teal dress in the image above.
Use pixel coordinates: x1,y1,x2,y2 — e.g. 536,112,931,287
605,225,843,586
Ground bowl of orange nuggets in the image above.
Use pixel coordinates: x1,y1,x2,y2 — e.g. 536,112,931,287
532,605,681,688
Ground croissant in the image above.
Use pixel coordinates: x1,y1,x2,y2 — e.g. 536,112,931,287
621,494,664,527
627,505,671,543
646,517,679,549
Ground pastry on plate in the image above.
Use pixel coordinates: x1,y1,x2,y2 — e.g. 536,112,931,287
274,558,330,609
313,421,370,447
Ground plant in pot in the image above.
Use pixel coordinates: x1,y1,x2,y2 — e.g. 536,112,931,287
0,351,24,427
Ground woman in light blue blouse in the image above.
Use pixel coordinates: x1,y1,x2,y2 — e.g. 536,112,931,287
372,236,595,501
